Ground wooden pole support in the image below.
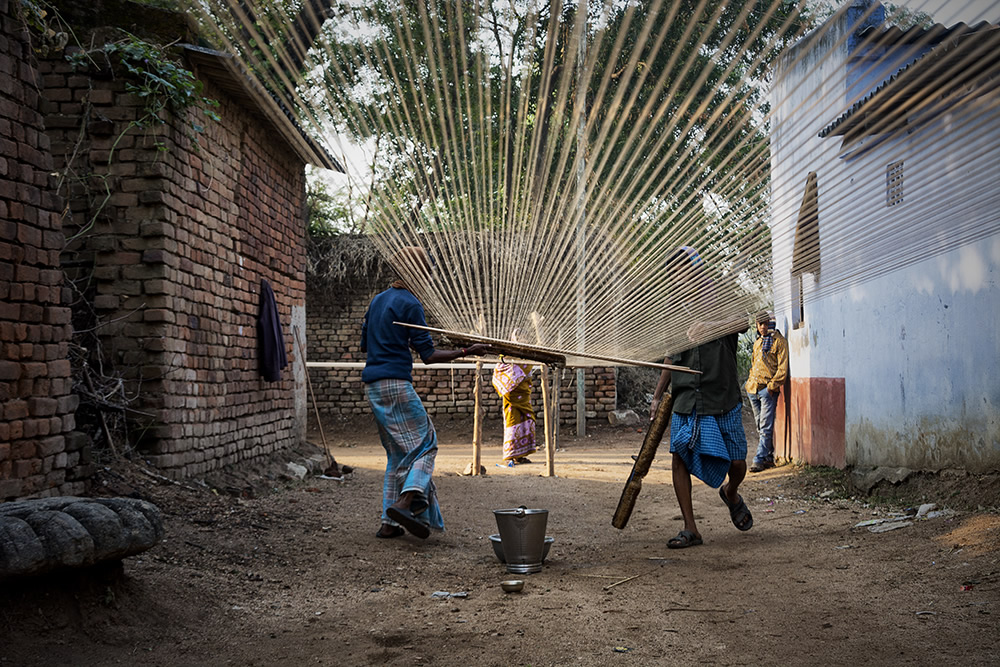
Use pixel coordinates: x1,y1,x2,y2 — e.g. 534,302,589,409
540,364,554,477
552,367,561,454
472,359,483,475
530,312,556,478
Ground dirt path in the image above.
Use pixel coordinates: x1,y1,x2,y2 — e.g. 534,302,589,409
2,420,998,666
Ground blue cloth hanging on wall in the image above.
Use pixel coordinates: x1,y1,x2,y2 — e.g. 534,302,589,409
257,278,288,382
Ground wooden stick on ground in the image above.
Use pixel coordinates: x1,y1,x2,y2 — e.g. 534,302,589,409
603,572,647,591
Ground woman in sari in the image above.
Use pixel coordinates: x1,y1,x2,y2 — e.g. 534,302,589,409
491,357,538,465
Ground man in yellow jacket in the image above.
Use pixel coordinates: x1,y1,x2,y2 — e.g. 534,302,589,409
745,311,789,472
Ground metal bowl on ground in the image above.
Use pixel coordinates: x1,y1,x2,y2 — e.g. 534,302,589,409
489,534,553,563
500,579,524,593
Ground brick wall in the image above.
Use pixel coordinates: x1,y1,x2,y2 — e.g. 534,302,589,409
37,19,308,478
305,275,617,426
0,0,91,500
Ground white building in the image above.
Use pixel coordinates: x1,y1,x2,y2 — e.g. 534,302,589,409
768,0,1000,473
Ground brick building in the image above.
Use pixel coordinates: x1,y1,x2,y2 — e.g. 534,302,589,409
1,0,340,496
0,0,85,499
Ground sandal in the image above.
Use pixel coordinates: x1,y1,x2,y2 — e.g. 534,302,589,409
667,529,703,549
386,506,431,539
375,525,405,539
719,486,754,531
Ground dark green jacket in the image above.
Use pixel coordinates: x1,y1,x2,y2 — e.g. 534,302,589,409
669,333,742,416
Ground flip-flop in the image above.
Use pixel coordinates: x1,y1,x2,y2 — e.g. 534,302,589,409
375,525,405,539
719,486,754,531
667,529,703,549
386,506,431,539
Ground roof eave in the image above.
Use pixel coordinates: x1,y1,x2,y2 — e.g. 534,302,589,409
182,44,344,173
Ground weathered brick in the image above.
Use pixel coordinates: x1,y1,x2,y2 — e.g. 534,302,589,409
37,435,64,457
47,359,71,377
88,88,113,105
143,309,175,323
56,394,78,413
43,306,71,325
28,396,58,416
0,296,21,321
21,362,47,378
93,294,119,309
13,459,40,478
0,478,24,500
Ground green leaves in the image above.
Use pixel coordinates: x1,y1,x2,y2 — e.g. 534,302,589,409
68,31,221,146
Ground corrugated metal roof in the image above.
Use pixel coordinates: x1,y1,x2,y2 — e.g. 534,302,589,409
182,44,344,173
819,21,1000,139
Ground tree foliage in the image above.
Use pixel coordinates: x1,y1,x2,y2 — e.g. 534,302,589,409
300,1,819,244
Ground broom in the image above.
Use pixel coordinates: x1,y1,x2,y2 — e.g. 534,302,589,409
293,325,347,479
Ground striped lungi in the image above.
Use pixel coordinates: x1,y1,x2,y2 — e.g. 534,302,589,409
366,379,444,531
669,404,747,488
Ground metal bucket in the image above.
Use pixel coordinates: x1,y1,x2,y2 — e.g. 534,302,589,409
493,506,549,574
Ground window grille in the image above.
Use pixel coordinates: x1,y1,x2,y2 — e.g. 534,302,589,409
886,161,904,207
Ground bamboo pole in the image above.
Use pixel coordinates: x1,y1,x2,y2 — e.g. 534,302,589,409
552,366,561,453
612,390,675,529
394,322,701,374
472,359,483,475
541,364,554,476
470,313,485,476
530,312,555,478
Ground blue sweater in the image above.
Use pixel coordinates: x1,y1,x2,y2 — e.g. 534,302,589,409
361,287,436,383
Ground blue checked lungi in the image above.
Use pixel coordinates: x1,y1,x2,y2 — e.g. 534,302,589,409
669,404,747,489
366,379,444,531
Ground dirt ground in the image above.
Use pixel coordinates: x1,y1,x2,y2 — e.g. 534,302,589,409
2,414,999,666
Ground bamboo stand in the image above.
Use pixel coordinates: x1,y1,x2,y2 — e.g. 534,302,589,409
469,314,485,476
472,359,483,475
531,312,556,477
540,363,554,477
552,366,560,455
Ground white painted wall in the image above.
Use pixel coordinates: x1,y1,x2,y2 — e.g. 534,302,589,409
769,2,1000,471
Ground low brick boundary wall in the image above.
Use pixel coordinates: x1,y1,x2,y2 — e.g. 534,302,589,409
306,281,617,425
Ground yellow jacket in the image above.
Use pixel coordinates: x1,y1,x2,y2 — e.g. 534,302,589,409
745,329,788,394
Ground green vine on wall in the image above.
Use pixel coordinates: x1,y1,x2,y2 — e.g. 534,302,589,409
16,1,224,459
68,32,221,155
